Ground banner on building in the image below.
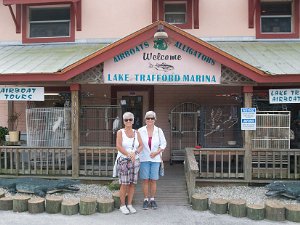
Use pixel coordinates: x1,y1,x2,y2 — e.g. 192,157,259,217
0,87,44,101
269,89,300,104
103,38,221,85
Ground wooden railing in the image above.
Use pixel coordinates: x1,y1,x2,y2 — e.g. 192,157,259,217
252,149,300,180
78,147,118,177
193,148,245,179
0,146,72,176
0,146,118,178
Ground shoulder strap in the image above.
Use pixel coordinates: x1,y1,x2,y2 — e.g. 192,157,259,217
132,130,136,150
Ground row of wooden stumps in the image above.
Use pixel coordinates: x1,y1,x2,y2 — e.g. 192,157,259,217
191,193,300,222
0,191,116,215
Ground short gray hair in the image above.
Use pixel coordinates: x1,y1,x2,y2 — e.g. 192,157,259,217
123,112,134,121
144,111,156,119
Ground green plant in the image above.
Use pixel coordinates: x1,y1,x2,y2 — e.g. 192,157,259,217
0,126,9,142
8,112,21,131
107,180,120,191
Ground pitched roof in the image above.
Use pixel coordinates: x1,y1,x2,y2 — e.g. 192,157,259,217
211,41,300,75
0,43,106,74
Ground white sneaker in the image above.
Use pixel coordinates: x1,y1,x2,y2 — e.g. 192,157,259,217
127,205,137,214
120,205,130,215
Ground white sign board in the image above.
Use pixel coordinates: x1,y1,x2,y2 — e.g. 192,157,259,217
269,89,300,104
0,87,44,101
241,108,256,130
104,39,221,85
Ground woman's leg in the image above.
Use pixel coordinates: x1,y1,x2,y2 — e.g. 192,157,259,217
127,184,135,205
149,179,157,198
119,184,128,206
142,179,149,199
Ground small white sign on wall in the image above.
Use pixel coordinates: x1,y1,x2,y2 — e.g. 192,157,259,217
269,89,300,104
241,108,256,130
0,87,44,101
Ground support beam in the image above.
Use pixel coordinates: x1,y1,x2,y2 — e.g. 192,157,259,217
243,86,253,182
74,0,82,31
7,4,21,33
70,83,80,178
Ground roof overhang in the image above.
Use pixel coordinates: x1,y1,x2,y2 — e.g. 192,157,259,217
3,0,79,5
1,21,300,84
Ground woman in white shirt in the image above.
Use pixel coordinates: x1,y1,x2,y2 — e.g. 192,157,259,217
138,111,167,210
115,112,143,215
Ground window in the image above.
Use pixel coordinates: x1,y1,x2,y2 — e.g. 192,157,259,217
22,4,75,43
164,2,187,24
156,0,195,29
29,7,70,38
256,0,299,39
261,2,292,33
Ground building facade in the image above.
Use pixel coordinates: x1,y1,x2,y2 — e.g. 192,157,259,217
0,0,299,179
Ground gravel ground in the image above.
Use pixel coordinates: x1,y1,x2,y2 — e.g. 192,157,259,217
0,184,113,200
196,185,299,205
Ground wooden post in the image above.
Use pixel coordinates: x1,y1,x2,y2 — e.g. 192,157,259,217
28,198,45,214
112,191,121,209
97,198,114,213
0,197,13,210
61,199,79,215
246,203,265,220
228,199,246,217
191,193,208,211
13,195,30,212
285,204,300,222
243,86,253,182
45,196,63,214
265,200,285,221
71,84,80,178
210,198,228,214
0,191,5,198
79,197,97,215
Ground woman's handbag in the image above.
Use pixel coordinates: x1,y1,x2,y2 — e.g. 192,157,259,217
158,128,164,176
159,159,164,176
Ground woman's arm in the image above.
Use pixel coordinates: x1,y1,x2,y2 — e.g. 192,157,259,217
116,130,129,157
135,131,144,155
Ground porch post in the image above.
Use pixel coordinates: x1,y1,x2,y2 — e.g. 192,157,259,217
243,86,253,182
70,84,80,178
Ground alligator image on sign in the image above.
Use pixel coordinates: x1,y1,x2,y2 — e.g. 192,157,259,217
0,178,80,197
265,181,300,201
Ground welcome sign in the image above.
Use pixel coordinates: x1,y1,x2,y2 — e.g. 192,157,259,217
103,38,221,85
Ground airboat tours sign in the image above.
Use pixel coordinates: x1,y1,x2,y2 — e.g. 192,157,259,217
103,38,221,85
269,88,300,104
0,87,44,101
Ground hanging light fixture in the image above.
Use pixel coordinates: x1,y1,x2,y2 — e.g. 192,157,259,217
154,24,168,40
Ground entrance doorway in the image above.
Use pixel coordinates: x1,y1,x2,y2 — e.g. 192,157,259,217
117,91,149,129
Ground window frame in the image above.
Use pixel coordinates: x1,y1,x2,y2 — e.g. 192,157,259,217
159,0,193,29
22,3,75,43
256,0,299,39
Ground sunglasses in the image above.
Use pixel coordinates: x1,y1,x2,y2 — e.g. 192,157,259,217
146,118,155,120
124,118,133,122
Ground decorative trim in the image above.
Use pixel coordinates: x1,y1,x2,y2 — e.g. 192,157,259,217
193,0,199,29
152,0,158,22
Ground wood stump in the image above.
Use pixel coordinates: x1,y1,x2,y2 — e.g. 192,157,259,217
28,198,45,214
191,193,208,211
45,196,63,214
265,200,285,221
61,199,79,215
79,197,97,215
97,198,114,213
285,204,300,222
0,196,13,210
228,199,246,217
246,203,265,220
210,198,228,214
112,191,121,209
13,195,30,212
0,191,5,198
